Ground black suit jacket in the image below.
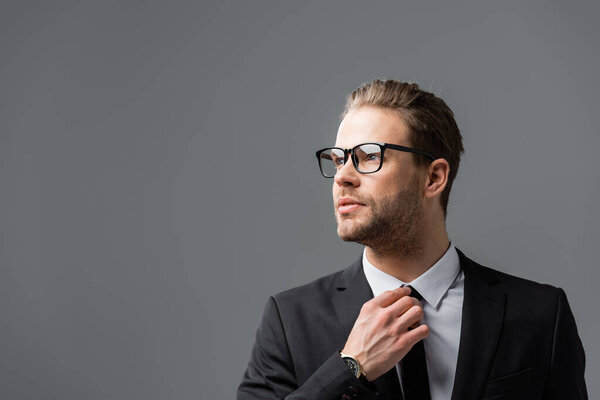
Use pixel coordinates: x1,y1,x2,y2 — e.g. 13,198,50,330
238,249,587,399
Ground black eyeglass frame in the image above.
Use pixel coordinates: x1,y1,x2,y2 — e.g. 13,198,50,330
315,142,438,178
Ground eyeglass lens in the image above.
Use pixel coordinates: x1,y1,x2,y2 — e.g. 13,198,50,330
318,144,383,177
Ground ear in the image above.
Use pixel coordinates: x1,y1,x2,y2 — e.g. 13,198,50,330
423,158,449,199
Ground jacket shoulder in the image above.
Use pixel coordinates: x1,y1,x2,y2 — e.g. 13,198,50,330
482,264,560,295
272,264,349,307
269,256,363,314
459,249,564,312
459,248,559,290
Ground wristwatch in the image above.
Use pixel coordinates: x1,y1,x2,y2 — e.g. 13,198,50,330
340,352,364,379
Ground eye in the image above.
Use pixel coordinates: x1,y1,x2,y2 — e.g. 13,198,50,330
363,153,381,163
332,157,345,166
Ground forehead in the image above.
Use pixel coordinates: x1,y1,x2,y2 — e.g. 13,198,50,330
335,106,410,148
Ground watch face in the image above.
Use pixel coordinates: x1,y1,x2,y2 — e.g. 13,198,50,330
343,357,360,377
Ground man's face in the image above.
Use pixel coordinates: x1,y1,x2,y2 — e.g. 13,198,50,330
333,106,425,254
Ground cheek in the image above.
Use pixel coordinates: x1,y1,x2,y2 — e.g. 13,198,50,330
371,177,403,198
376,162,417,191
381,156,416,179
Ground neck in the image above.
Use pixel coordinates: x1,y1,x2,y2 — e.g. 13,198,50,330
365,224,450,283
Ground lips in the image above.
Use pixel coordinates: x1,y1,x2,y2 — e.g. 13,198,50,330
337,197,365,214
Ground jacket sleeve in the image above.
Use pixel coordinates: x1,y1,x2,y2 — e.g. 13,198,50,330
542,288,588,399
237,297,379,400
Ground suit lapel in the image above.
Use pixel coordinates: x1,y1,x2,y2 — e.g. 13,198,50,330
451,249,506,400
332,257,372,339
332,257,402,399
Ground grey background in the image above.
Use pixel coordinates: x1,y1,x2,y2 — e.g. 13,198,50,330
1,1,598,399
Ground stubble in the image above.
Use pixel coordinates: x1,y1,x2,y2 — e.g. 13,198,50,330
336,177,424,259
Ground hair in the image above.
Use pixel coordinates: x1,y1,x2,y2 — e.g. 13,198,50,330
342,79,464,217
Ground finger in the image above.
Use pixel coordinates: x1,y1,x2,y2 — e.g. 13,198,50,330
387,295,421,318
397,305,425,331
404,323,429,346
373,286,411,308
409,320,422,329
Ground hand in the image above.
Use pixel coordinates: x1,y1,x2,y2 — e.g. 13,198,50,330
341,286,429,381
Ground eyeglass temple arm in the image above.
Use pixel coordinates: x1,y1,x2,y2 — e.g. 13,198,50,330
384,143,437,161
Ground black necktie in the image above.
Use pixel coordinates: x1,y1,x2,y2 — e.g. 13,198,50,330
400,286,431,400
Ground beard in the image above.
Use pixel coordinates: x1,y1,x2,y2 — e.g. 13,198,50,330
336,176,424,258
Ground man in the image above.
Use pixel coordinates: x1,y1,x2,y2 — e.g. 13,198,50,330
238,80,587,399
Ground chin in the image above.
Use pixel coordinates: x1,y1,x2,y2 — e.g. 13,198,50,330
337,231,355,242
336,222,366,243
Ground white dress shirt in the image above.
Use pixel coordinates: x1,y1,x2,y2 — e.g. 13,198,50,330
362,243,464,400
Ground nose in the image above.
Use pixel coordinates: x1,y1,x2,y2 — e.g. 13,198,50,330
333,156,360,187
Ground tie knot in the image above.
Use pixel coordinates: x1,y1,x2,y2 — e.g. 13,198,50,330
405,285,423,301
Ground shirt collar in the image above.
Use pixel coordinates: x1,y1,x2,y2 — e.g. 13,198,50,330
362,242,460,309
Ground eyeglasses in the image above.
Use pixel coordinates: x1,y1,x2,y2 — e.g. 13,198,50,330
315,142,437,178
